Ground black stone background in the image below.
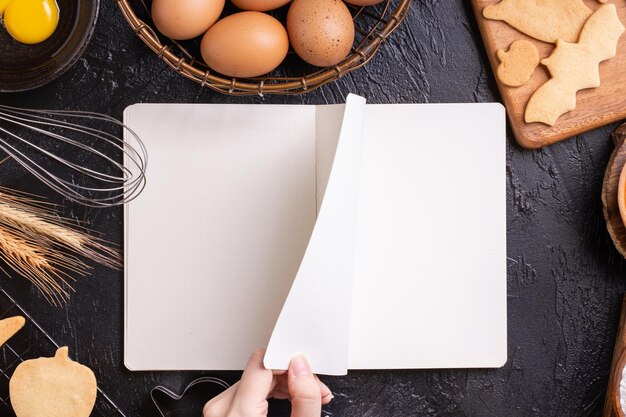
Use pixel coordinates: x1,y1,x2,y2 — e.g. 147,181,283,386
0,1,625,416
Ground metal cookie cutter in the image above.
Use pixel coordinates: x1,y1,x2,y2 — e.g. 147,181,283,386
151,377,230,417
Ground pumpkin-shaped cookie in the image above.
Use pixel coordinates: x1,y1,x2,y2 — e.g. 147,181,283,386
496,40,539,87
10,346,97,417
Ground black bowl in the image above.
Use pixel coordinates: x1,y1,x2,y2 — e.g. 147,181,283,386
0,0,99,92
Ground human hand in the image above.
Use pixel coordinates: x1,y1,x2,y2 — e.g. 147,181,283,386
203,349,333,417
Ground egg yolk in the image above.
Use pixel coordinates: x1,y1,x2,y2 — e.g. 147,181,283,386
0,0,10,14
2,0,59,44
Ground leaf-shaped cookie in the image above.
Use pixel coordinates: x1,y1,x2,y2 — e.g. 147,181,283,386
0,316,25,347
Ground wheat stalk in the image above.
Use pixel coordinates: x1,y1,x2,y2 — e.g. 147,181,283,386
0,188,121,305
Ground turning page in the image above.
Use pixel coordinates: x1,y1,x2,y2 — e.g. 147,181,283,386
265,102,506,374
264,95,366,375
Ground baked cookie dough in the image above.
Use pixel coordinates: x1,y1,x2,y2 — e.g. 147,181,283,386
483,0,592,43
496,40,540,87
10,346,97,417
0,316,25,347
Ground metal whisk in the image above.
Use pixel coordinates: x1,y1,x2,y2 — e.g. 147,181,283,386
0,105,147,207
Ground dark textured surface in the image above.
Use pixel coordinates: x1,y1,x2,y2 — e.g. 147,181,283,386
0,1,625,416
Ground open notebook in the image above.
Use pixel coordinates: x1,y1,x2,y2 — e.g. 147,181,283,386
124,95,506,375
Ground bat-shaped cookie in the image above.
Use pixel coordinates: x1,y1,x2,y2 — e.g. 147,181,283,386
525,4,625,126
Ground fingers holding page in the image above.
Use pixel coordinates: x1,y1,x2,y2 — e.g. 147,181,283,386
288,355,323,417
202,350,333,417
232,349,276,415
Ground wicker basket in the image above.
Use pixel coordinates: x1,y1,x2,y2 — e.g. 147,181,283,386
116,0,412,96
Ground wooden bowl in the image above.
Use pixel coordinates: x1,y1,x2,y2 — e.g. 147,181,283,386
602,123,626,258
603,295,626,417
612,351,626,417
619,163,626,230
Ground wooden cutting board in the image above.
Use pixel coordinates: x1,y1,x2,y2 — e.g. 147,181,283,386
471,0,626,149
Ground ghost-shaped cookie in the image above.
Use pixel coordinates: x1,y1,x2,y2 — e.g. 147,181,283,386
483,0,592,43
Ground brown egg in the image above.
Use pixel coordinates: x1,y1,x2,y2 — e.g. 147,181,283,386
231,0,292,12
343,0,384,5
201,12,289,78
152,0,225,40
287,0,355,67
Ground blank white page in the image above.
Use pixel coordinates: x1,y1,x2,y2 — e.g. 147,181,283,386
124,104,317,370
348,103,507,369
